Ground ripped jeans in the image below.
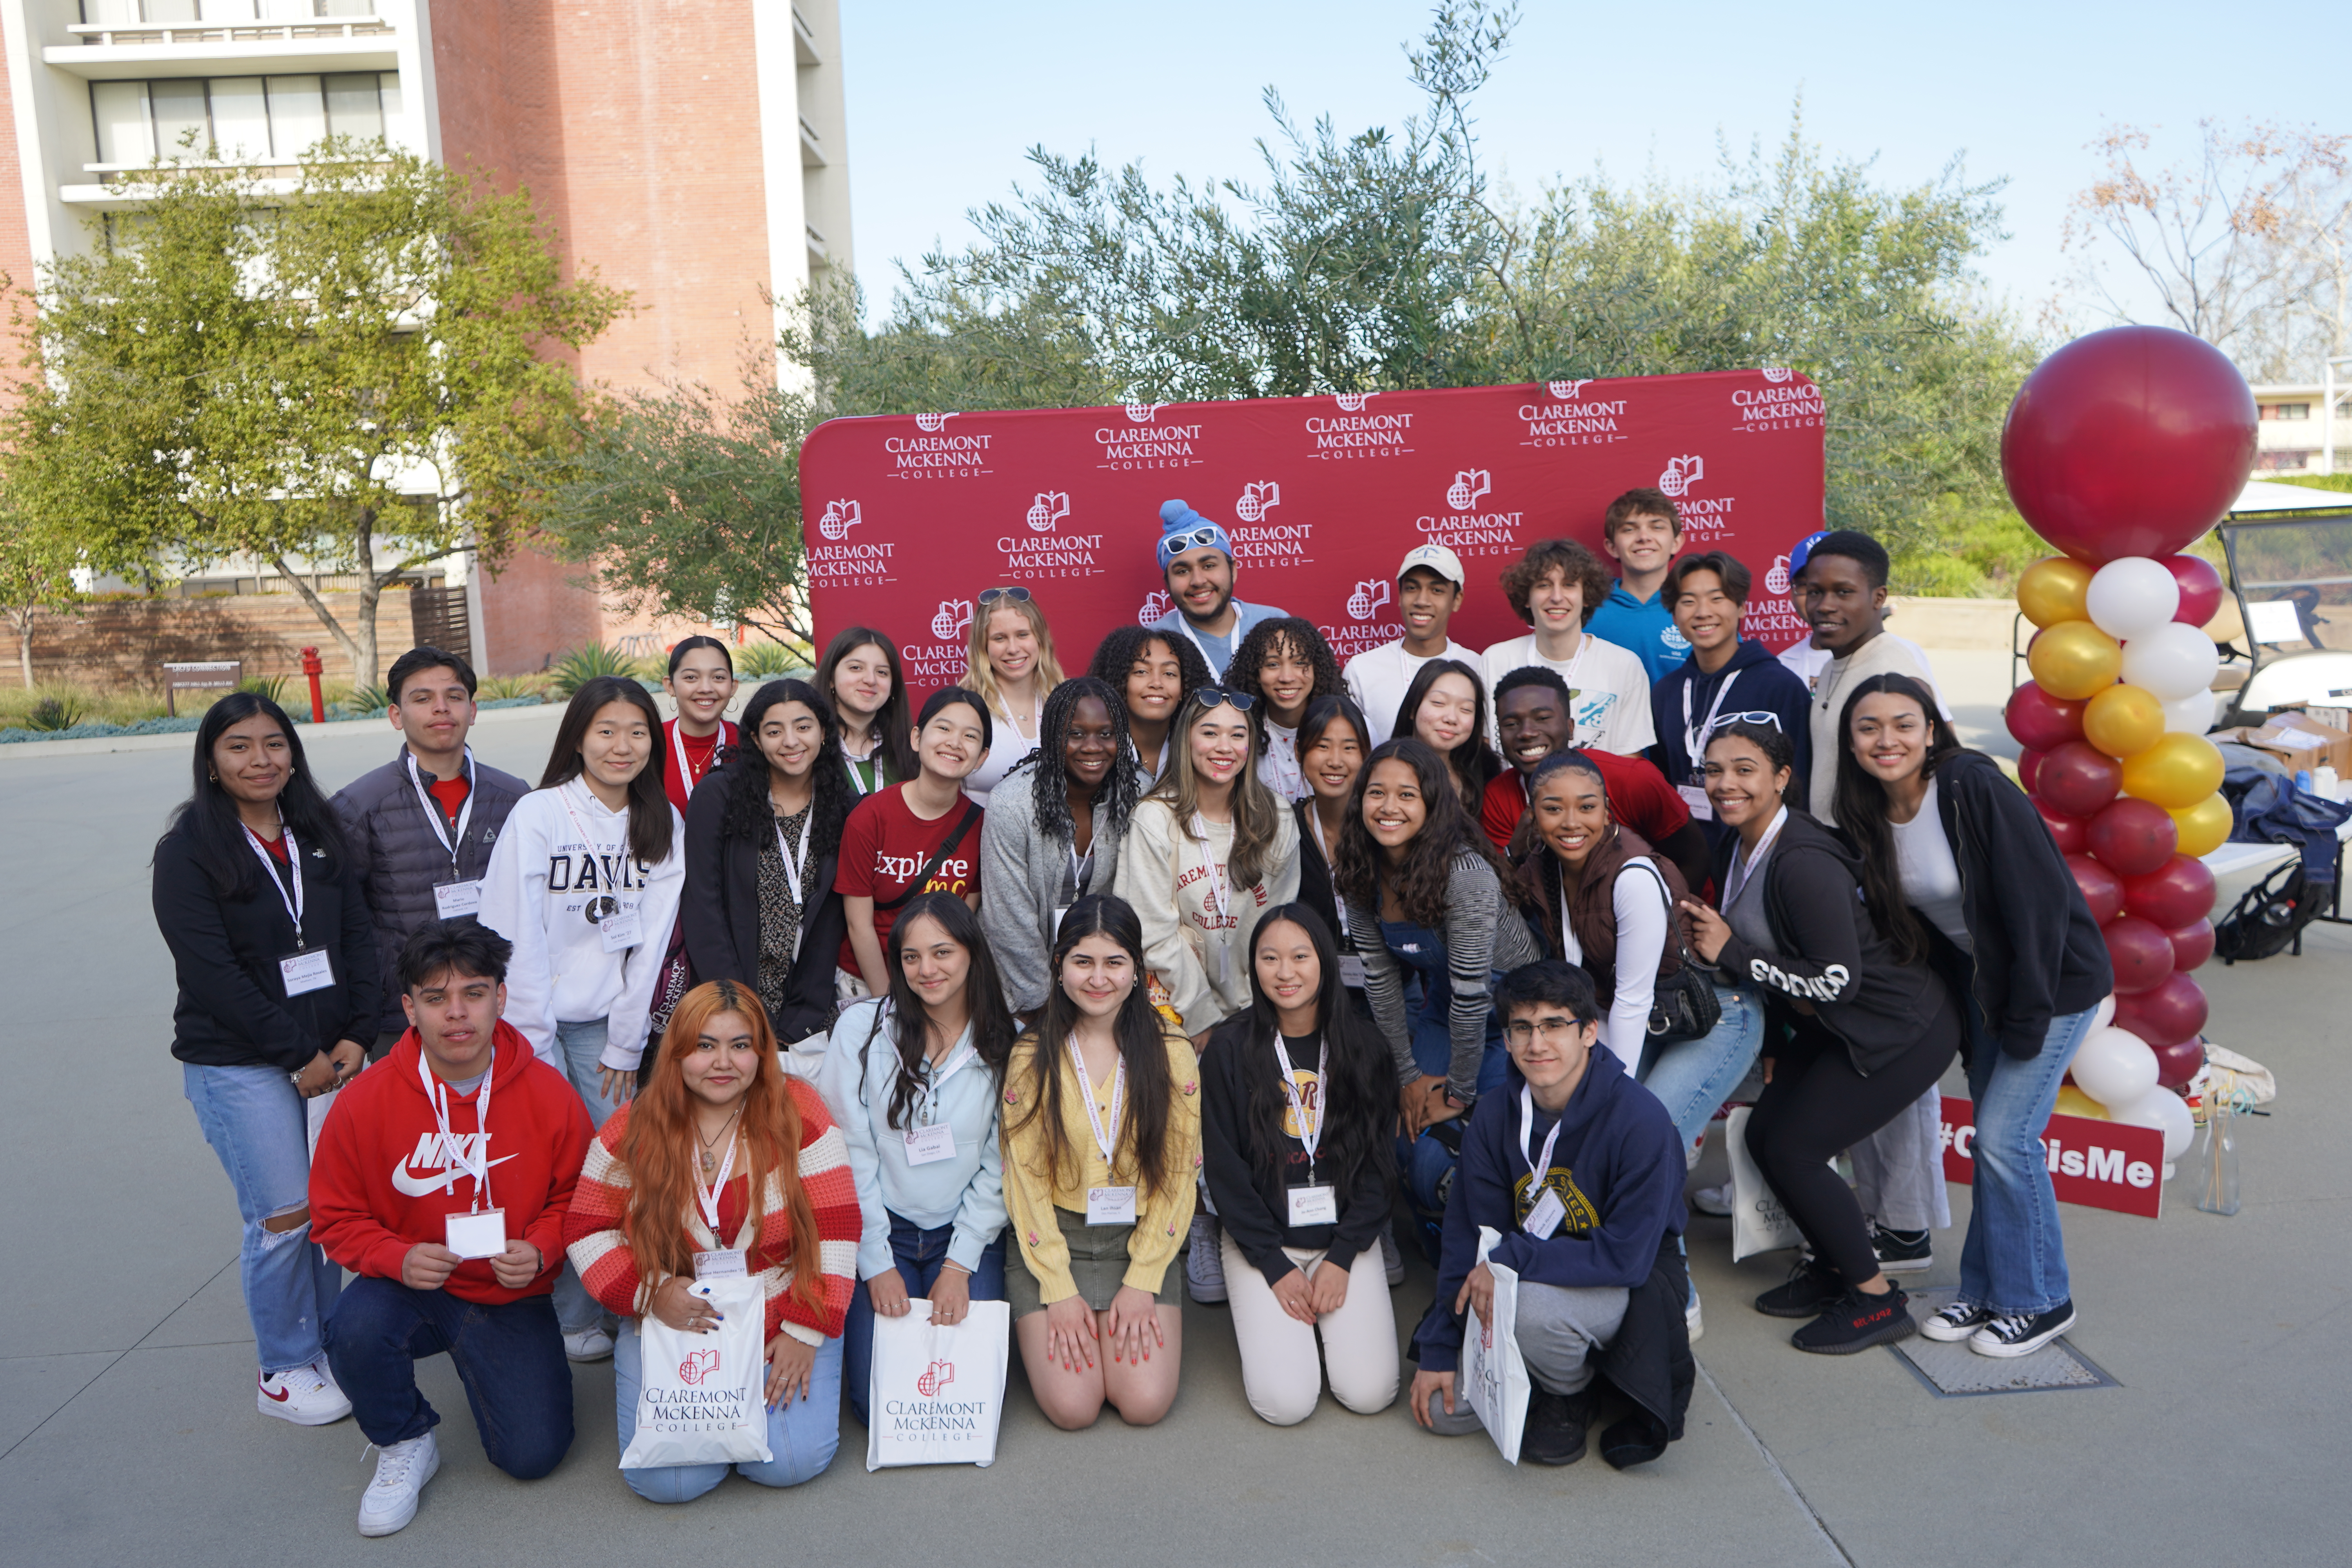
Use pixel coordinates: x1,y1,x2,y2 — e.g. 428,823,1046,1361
184,1062,343,1375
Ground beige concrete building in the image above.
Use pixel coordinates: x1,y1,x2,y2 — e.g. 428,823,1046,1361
2250,381,2351,479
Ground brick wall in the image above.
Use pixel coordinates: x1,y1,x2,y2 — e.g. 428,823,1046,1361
20,592,422,691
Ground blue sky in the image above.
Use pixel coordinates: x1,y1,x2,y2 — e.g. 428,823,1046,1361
837,0,2334,354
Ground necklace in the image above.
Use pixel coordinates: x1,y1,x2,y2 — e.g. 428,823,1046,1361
696,1102,744,1179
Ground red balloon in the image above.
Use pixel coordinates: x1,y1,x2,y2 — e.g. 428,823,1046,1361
2001,325,2258,562
2019,747,2044,793
2038,741,2124,817
2163,553,2225,628
2103,914,2178,994
2006,683,2087,753
2114,971,2208,1045
2123,854,2217,931
2035,795,2090,855
2151,1035,2206,1089
2166,917,2215,971
2067,853,2124,924
2088,797,2180,877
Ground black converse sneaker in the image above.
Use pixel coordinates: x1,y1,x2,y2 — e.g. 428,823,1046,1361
1791,1285,1917,1355
1969,1300,2076,1359
1520,1387,1593,1466
1754,1256,1844,1319
1870,1223,1933,1274
1921,1300,1994,1343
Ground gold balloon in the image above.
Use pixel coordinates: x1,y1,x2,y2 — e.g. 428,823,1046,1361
2054,1085,2111,1122
2027,619,2124,701
2120,732,2226,810
2018,557,2095,630
2169,792,2233,858
2082,683,2165,759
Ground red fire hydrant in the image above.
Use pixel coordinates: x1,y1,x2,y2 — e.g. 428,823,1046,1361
301,646,326,724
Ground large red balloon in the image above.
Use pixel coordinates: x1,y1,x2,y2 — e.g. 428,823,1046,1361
2166,917,2215,971
2123,854,2217,931
2067,853,2124,924
2103,914,2177,994
2035,796,2089,855
2152,1035,2206,1089
2019,747,2044,793
2164,553,2225,628
2114,971,2208,1046
2087,797,2180,877
2039,741,2124,817
2000,326,2257,562
2006,683,2087,753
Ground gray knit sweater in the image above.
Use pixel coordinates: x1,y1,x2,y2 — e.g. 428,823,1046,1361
1347,849,1543,1102
977,765,1127,1013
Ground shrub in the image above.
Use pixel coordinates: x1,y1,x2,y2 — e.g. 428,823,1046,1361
24,695,83,731
550,642,646,696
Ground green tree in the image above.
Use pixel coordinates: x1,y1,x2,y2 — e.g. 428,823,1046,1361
0,494,82,689
7,146,628,684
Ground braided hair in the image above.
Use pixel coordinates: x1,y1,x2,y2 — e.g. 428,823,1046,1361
1009,675,1141,848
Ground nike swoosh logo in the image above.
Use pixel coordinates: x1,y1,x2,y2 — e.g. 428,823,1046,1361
260,1381,290,1402
391,1152,518,1197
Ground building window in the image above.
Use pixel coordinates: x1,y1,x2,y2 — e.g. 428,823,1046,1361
91,72,398,165
2259,402,2312,421
82,2,377,20
2253,450,2316,472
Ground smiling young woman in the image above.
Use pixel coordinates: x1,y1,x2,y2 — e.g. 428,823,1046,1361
1392,658,1503,811
1088,626,1215,790
835,689,993,1002
660,636,741,815
817,627,920,798
958,588,1069,808
1225,617,1345,805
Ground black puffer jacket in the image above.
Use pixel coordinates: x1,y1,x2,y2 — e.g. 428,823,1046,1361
333,748,529,1035
681,767,847,1046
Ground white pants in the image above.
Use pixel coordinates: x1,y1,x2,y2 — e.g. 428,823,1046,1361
1221,1233,1398,1426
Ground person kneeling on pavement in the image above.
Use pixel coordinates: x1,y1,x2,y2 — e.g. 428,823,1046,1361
310,920,593,1537
1408,960,1693,1467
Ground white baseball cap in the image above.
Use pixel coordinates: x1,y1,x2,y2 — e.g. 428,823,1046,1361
1397,543,1466,588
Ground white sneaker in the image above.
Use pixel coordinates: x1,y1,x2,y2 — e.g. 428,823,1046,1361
1685,1282,1704,1343
1185,1213,1227,1304
563,1325,615,1363
1685,1134,1706,1172
357,1432,440,1537
1690,1183,1733,1218
1380,1225,1406,1287
258,1359,351,1426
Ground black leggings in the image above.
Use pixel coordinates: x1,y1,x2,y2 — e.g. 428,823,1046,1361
1744,1011,1958,1288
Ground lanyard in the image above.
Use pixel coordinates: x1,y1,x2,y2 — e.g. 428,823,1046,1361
916,1037,978,1127
1069,842,1095,896
240,818,305,946
670,720,730,800
772,808,812,909
1724,805,1788,912
693,1123,739,1239
1517,1085,1565,1188
1171,616,1219,675
1681,670,1741,778
418,1050,495,1211
843,745,876,797
1190,813,1232,922
556,779,626,859
406,748,475,869
1068,1037,1125,1171
1306,808,1347,939
1262,723,1304,800
1275,1035,1328,1174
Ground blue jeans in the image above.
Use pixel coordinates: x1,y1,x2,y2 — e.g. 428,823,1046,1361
182,1063,342,1375
1638,986,1767,1150
1958,1000,2099,1316
552,1018,623,1334
615,1323,843,1501
324,1275,573,1478
1382,915,1510,1261
843,1214,1007,1428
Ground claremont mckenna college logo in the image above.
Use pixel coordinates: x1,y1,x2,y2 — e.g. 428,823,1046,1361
1658,455,1704,497
817,499,861,540
805,497,895,587
1136,589,1171,625
931,599,975,640
1518,378,1629,448
1229,480,1314,566
883,412,993,479
917,1359,955,1398
1303,390,1413,461
997,491,1104,579
679,1348,720,1386
1095,402,1205,471
1414,468,1524,560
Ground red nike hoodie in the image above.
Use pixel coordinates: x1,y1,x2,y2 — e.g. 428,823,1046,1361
310,1020,594,1306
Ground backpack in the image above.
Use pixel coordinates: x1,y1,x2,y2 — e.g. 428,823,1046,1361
2212,859,2322,964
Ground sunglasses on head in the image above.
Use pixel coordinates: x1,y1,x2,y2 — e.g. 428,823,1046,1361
1195,687,1257,713
1164,528,1223,553
978,586,1033,605
1708,711,1783,731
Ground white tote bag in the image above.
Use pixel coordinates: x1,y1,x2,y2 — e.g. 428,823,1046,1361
864,1298,1012,1471
1461,1226,1529,1466
618,1274,771,1470
1725,1105,1804,1261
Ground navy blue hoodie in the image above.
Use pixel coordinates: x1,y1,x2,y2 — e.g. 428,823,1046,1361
1413,1042,1684,1374
1649,639,1812,854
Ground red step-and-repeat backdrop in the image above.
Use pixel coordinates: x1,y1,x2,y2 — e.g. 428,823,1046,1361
800,371,1827,692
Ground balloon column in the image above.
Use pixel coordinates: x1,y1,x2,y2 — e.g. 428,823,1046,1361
2000,325,2256,1172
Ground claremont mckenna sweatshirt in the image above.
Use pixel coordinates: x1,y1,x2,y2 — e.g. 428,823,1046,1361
478,781,686,1073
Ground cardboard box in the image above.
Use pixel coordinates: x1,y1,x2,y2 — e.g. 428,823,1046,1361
2218,708,2352,777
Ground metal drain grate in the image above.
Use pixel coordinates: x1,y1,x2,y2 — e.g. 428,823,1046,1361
1888,1290,2119,1397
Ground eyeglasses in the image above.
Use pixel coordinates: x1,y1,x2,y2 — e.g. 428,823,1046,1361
1196,687,1258,713
1706,711,1783,731
1163,528,1223,552
1503,1016,1590,1045
978,586,1032,605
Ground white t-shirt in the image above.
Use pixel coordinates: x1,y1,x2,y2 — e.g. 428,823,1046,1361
1344,639,1480,749
1554,857,1673,1056
1892,778,1971,951
1779,636,1951,717
1258,719,1308,803
960,691,1043,809
1480,633,1656,757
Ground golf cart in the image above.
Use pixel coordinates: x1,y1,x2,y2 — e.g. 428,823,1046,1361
2212,480,2352,727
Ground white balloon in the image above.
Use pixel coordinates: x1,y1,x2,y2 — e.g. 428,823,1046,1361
2087,557,2181,640
2111,1087,2195,1163
2161,689,2216,735
2073,1025,2160,1109
2091,993,2117,1030
2120,621,2222,702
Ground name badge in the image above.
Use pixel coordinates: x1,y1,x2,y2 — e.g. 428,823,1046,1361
1523,1188,1566,1240
903,1123,956,1165
694,1248,748,1279
1677,784,1715,822
444,1207,507,1260
598,908,644,952
1287,1185,1339,1226
1338,954,1369,989
434,880,483,918
279,948,335,997
1086,1185,1138,1225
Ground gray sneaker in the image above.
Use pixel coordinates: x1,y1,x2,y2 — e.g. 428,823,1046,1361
1185,1212,1227,1304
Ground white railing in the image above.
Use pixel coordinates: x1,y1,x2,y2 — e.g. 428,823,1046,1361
68,20,391,45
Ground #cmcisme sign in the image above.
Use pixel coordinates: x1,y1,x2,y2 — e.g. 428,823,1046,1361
1939,1096,2169,1220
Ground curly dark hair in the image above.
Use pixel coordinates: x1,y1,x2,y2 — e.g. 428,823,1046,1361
1086,624,1215,708
1005,675,1142,848
1333,738,1517,927
1223,616,1342,735
1499,538,1612,628
717,679,856,853
1391,657,1502,807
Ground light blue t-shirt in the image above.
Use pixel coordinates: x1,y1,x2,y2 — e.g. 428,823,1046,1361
1584,582,1688,685
1149,598,1288,681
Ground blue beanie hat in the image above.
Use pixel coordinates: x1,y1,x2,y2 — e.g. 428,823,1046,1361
1157,499,1233,570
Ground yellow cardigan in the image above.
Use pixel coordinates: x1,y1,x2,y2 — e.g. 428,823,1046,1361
1000,1026,1201,1304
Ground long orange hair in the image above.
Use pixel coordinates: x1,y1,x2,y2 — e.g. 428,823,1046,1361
617,980,824,1316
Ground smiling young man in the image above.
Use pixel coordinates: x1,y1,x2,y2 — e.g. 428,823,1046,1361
1342,544,1481,748
1481,538,1655,757
311,921,593,1537
1408,961,1690,1468
335,646,531,1060
1648,553,1813,855
1149,498,1289,680
1584,489,1689,684
1791,531,1947,824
